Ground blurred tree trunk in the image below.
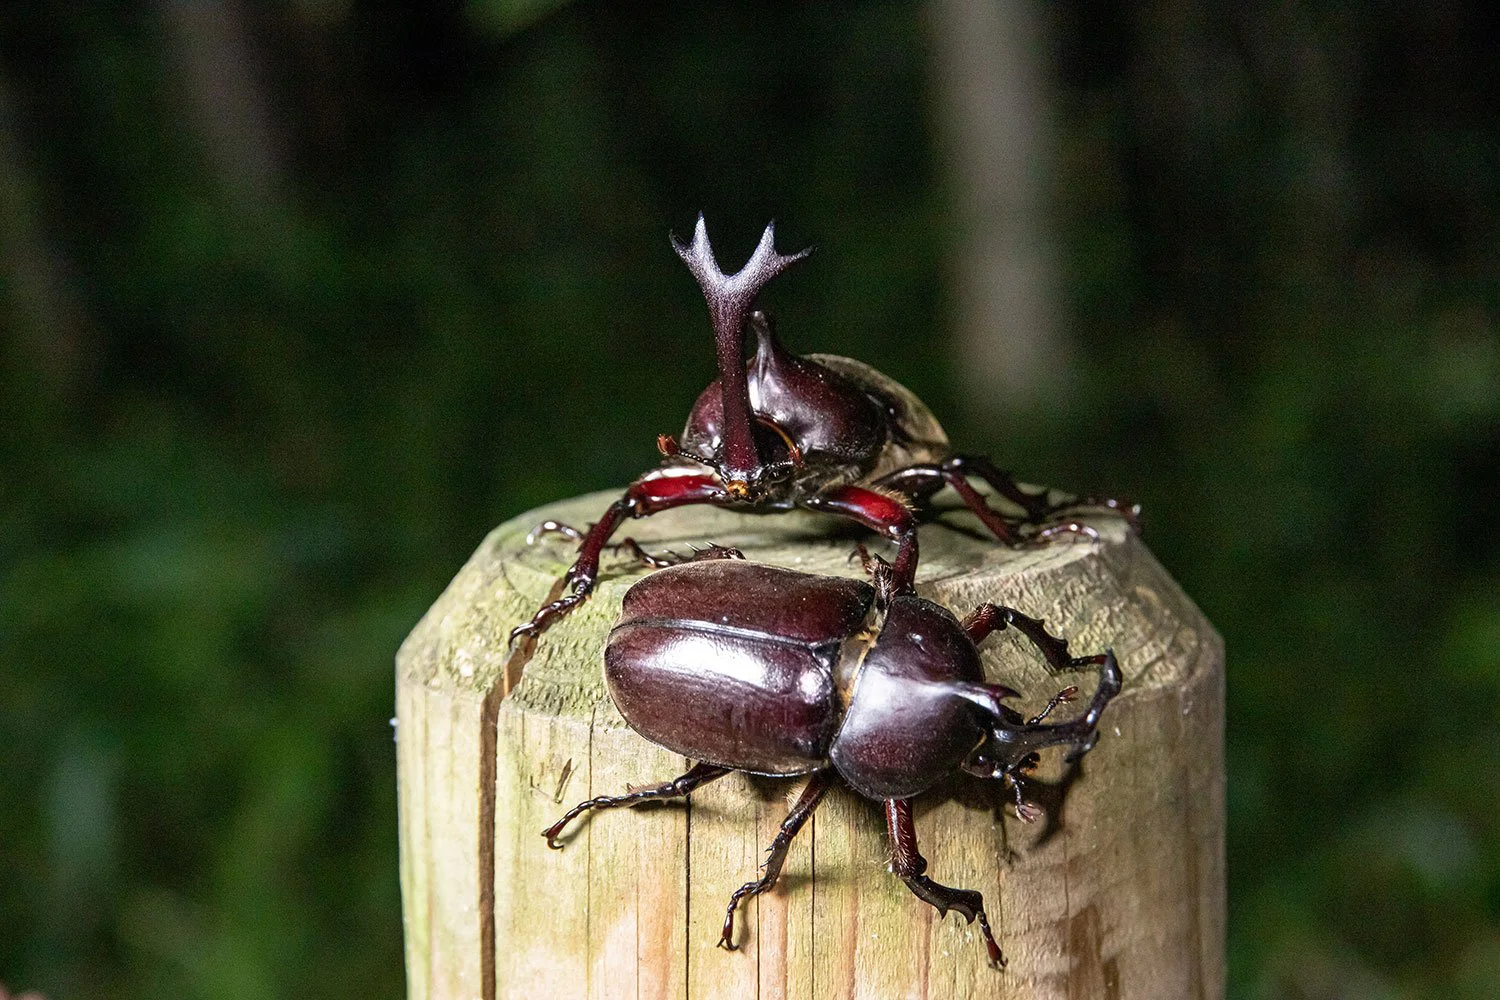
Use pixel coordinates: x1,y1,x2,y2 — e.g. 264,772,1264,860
929,0,1063,416
159,0,283,207
0,69,89,407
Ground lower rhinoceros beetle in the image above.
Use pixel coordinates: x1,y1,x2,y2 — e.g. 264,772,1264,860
509,217,1137,647
543,549,1122,969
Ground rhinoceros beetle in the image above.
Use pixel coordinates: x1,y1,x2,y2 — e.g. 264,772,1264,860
509,217,1137,646
542,547,1122,969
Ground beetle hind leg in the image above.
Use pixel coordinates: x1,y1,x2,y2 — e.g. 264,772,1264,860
885,798,1005,969
718,771,833,951
542,761,730,849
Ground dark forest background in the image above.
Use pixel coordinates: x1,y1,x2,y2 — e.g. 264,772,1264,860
2,2,1498,998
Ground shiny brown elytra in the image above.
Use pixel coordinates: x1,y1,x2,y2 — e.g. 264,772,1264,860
542,554,1122,970
508,217,1138,648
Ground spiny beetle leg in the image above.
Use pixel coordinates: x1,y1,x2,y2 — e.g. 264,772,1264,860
718,772,832,951
849,541,890,577
936,468,1028,545
961,604,1099,673
874,457,1134,546
690,542,745,562
847,543,900,604
885,798,1005,970
867,464,946,509
542,761,730,849
509,474,730,647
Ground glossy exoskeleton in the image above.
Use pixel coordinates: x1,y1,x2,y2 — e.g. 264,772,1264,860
509,217,1137,646
542,550,1122,969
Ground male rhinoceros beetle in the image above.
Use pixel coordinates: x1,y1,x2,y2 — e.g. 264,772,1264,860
542,549,1122,969
509,218,1137,646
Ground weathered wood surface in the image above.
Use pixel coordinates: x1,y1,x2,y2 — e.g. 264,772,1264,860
397,490,1224,1000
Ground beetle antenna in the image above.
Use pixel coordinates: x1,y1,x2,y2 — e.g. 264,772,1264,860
671,216,810,490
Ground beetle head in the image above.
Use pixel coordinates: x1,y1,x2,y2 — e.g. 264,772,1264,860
672,216,810,491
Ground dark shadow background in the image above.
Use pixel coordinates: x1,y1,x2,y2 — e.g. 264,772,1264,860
2,2,1497,998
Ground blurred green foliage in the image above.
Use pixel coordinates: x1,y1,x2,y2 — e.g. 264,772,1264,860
1,3,1496,999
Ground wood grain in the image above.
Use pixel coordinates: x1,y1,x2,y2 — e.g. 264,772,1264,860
396,490,1224,999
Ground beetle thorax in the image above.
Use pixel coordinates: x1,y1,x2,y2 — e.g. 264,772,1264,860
827,596,990,800
677,316,897,493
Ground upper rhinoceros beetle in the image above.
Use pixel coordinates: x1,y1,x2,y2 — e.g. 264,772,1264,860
509,217,1137,646
542,547,1121,969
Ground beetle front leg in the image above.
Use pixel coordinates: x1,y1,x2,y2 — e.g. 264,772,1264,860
508,473,730,646
885,798,1004,970
718,771,833,951
509,500,630,646
802,485,920,595
960,604,1101,673
542,761,730,849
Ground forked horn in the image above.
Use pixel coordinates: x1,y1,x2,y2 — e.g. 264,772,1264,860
961,650,1123,769
672,216,810,313
671,215,810,483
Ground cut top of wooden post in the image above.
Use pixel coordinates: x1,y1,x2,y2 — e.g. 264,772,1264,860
397,490,1224,1000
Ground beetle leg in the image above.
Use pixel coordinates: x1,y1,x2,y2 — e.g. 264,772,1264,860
884,798,1005,970
530,521,673,566
960,606,1121,759
958,603,1005,645
718,771,833,951
961,604,1100,673
526,519,585,545
618,538,746,568
1010,779,1042,823
688,542,746,562
868,464,947,510
871,462,1038,545
877,458,1136,546
617,537,683,569
849,541,890,577
943,463,1098,546
944,454,1141,534
508,473,731,647
801,484,920,595
542,761,730,849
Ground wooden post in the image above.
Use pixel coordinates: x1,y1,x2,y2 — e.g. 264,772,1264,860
397,491,1224,999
